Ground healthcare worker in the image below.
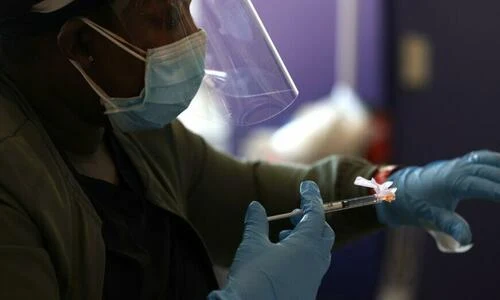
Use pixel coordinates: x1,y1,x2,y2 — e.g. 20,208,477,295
1,1,500,299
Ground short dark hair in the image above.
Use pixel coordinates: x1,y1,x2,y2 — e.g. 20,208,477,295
0,34,48,70
0,0,109,67
0,0,108,38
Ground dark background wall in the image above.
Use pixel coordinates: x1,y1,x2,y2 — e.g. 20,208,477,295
391,1,500,299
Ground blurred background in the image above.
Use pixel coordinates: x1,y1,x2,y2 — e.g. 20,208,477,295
180,0,500,299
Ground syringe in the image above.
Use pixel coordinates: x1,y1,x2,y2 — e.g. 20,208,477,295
267,194,385,222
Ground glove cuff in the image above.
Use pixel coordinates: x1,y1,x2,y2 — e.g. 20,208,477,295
207,284,244,300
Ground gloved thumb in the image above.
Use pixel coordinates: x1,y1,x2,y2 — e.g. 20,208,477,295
243,201,269,240
279,229,293,241
290,209,303,226
293,181,325,235
422,206,472,245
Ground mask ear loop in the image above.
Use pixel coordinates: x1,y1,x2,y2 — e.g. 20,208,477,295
79,17,147,61
68,59,122,112
69,17,148,113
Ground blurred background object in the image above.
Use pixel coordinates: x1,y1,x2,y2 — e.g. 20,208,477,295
180,0,500,299
240,84,372,163
178,84,234,154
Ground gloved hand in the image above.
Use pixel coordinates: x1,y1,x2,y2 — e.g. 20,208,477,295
377,150,500,246
208,181,335,300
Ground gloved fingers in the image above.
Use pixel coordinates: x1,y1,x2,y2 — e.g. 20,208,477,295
289,209,303,226
322,223,335,238
279,229,293,241
411,198,434,221
243,201,270,241
422,206,472,245
464,164,500,184
280,226,334,249
454,176,500,201
293,181,326,235
465,150,500,167
299,181,325,219
321,223,335,250
280,223,334,247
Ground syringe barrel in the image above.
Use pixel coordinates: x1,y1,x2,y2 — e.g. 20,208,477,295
341,195,379,209
269,195,383,222
323,195,380,214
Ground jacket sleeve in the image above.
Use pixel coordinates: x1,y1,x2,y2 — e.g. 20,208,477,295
173,122,383,268
0,188,60,300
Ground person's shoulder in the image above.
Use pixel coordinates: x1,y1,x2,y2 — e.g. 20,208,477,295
122,120,206,173
125,120,203,150
0,75,70,207
0,83,29,142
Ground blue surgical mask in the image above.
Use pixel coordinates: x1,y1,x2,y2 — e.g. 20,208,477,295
69,18,207,132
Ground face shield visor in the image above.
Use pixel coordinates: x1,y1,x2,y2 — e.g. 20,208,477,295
76,0,297,127
189,0,298,126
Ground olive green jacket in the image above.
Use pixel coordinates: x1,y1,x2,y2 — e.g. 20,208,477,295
0,73,381,299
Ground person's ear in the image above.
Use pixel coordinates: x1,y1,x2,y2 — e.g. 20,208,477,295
57,18,95,69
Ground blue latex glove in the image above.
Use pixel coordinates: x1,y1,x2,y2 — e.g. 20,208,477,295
208,181,335,300
378,150,500,245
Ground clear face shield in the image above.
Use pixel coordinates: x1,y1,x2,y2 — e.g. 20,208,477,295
190,0,298,126
75,0,298,127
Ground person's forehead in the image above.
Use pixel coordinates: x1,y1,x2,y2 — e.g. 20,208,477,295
26,0,189,16
111,0,190,14
107,0,193,29
106,0,196,47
